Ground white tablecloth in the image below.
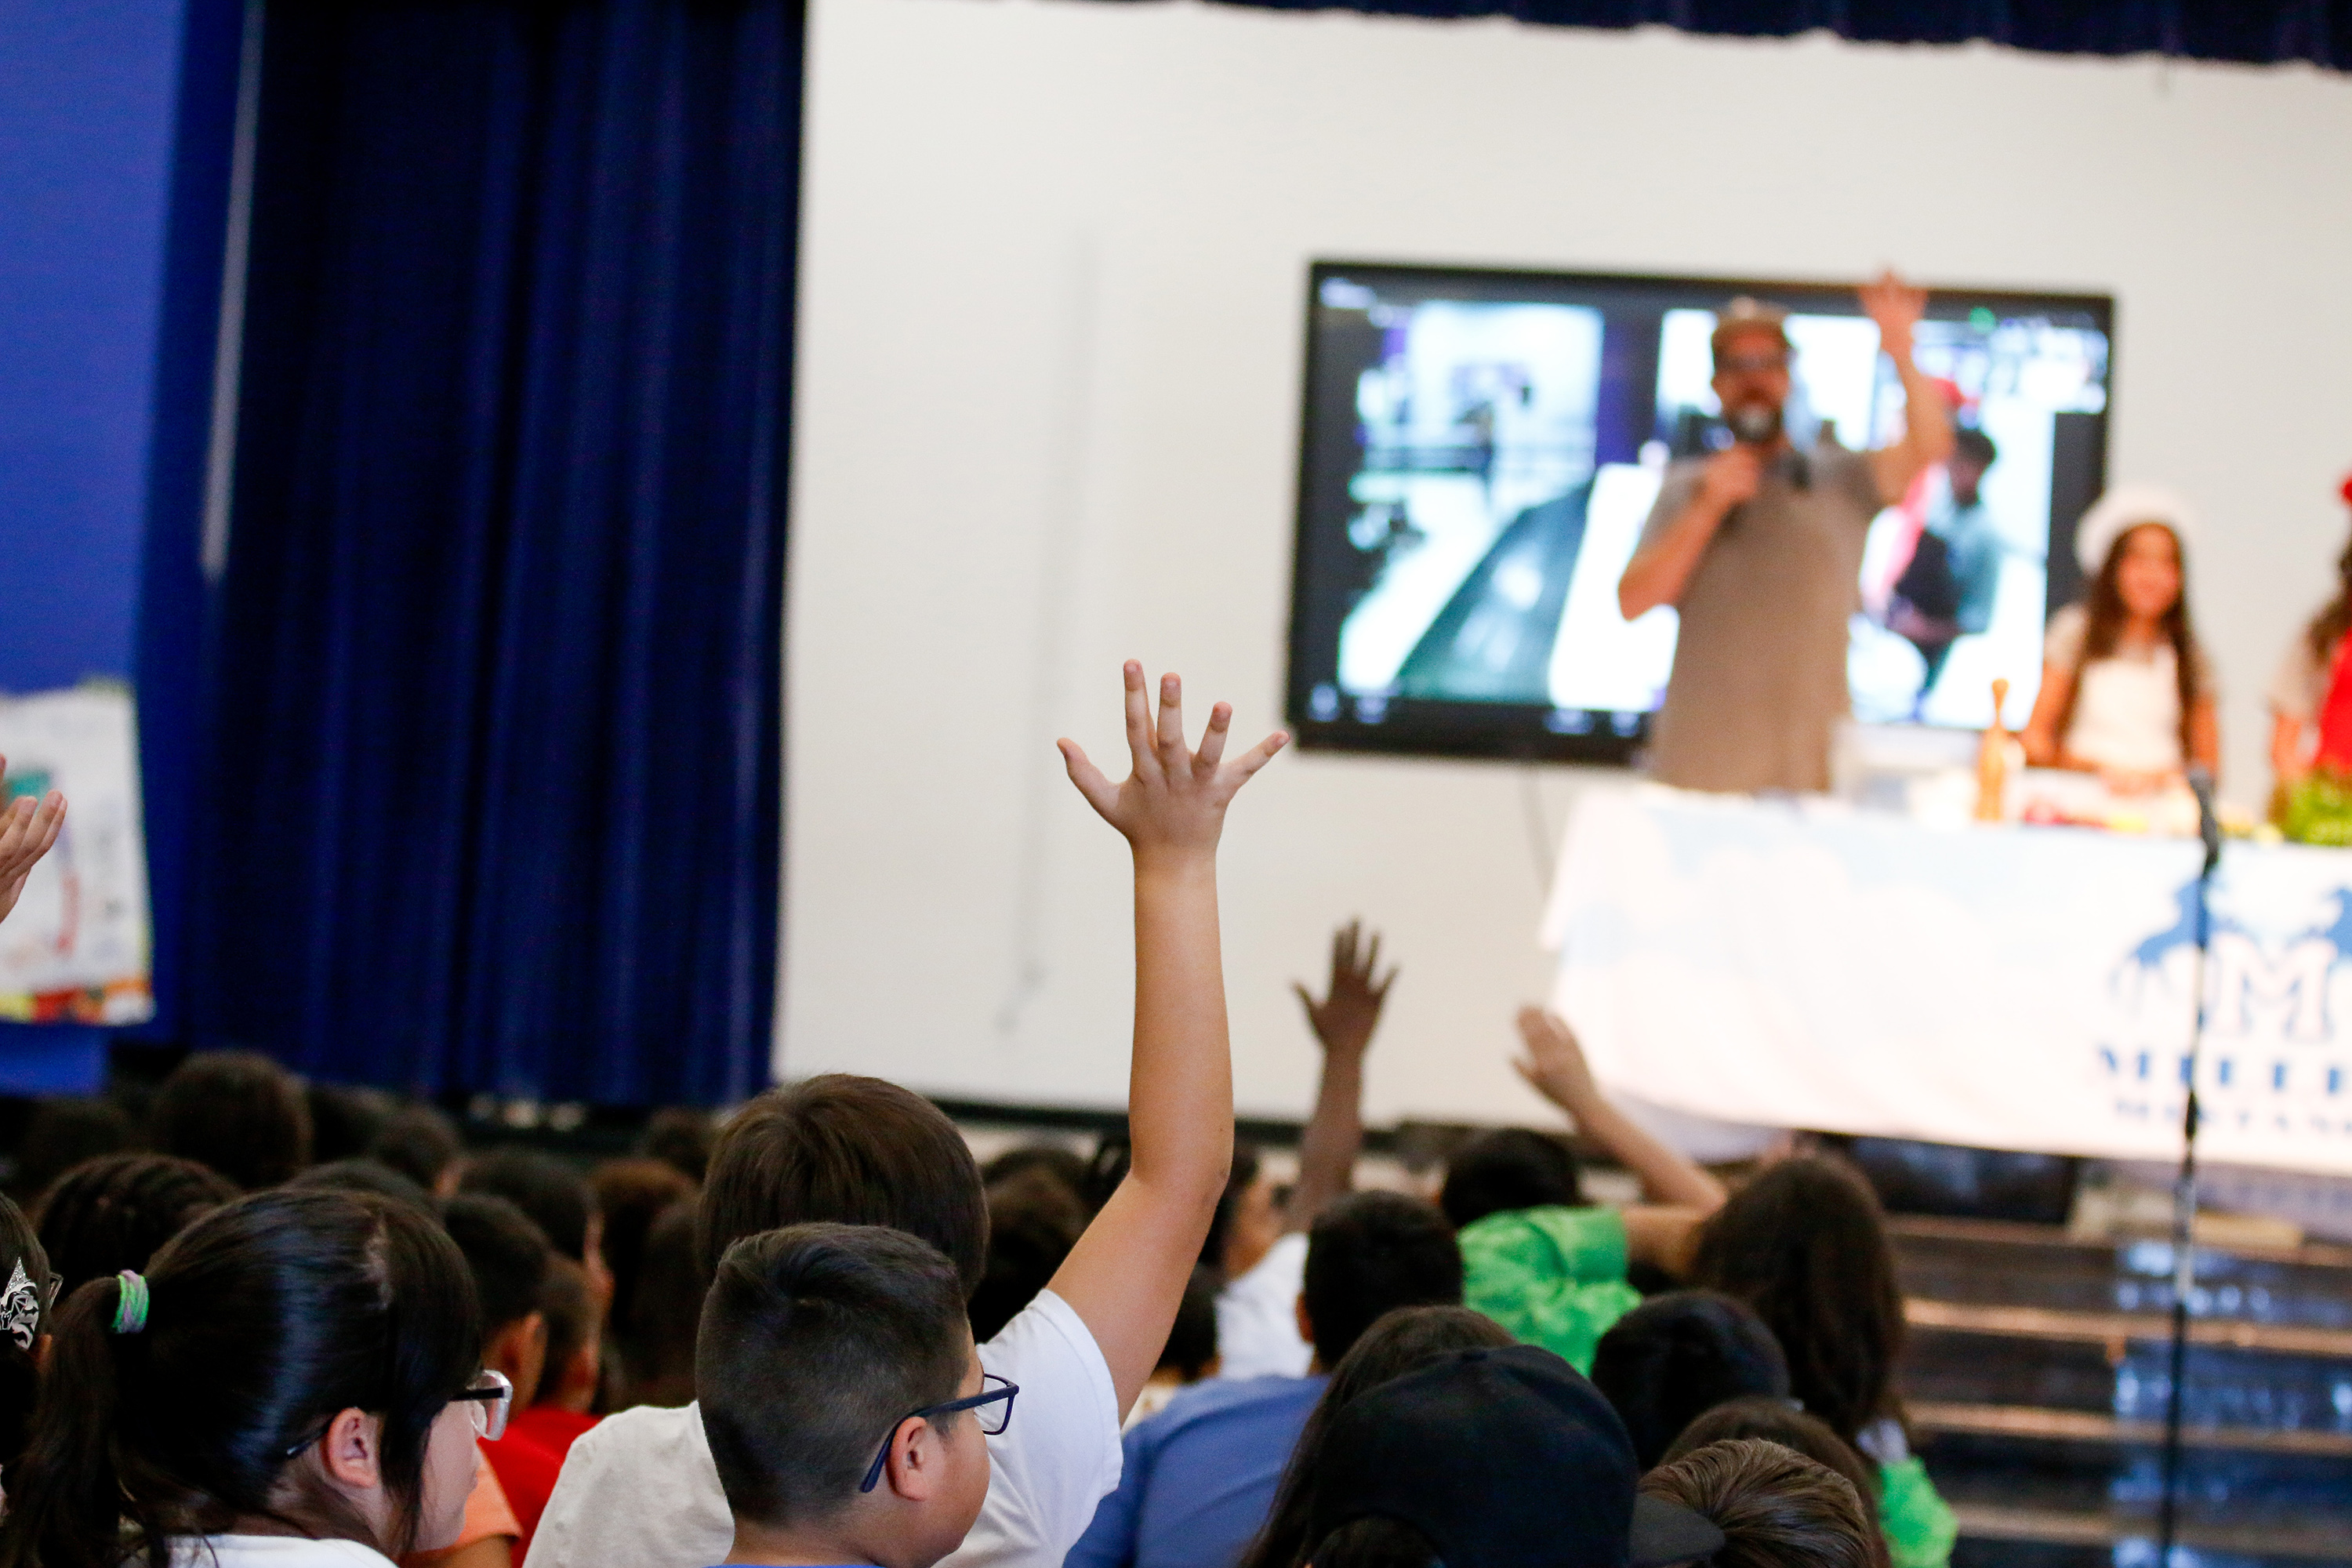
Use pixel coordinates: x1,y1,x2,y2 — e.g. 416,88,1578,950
1544,784,2352,1176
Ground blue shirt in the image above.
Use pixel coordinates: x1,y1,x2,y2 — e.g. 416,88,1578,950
1062,1375,1328,1568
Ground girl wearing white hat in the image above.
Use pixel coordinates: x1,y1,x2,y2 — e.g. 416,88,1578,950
2018,486,2219,792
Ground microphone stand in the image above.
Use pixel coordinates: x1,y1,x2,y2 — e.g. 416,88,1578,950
2157,768,2223,1566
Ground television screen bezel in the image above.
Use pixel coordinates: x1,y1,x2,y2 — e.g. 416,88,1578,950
1283,258,2117,765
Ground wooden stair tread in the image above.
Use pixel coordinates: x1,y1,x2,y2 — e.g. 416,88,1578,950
1951,1502,2352,1560
1905,1297,2352,1358
1912,1399,2352,1457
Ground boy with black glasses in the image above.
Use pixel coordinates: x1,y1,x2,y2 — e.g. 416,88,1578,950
699,1223,1017,1568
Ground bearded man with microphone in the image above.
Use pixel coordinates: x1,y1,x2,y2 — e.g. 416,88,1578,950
1618,272,1954,793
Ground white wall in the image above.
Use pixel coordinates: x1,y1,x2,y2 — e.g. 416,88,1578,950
782,0,2352,1123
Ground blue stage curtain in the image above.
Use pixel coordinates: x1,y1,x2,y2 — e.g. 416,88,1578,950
1114,0,2350,69
188,0,794,1105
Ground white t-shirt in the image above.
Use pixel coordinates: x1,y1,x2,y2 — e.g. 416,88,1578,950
167,1537,396,1568
1214,1231,1312,1381
524,1288,1119,1568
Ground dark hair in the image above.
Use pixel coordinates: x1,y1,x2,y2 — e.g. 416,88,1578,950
969,1169,1084,1343
12,1098,136,1203
150,1052,314,1191
641,1107,718,1185
1240,1305,1513,1568
699,1076,988,1294
1160,1265,1221,1381
1437,1128,1581,1230
459,1149,593,1263
34,1153,240,1300
2308,524,2352,669
2,1189,481,1568
535,1254,597,1410
979,1143,1089,1203
369,1105,462,1194
699,1223,969,1527
1689,1158,1904,1443
1301,1192,1462,1367
1950,428,1997,469
1592,1290,1791,1470
0,1193,51,1473
1663,1398,1882,1508
2056,523,2200,764
619,1198,710,1407
286,1158,434,1215
305,1083,393,1166
1306,1517,1438,1568
593,1158,699,1360
445,1193,554,1335
1642,1439,1878,1568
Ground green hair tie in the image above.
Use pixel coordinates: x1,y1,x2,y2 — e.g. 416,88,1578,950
111,1271,150,1335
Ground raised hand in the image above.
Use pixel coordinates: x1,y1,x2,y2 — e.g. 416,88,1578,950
1293,919,1396,1059
1512,1006,1600,1112
0,760,67,927
1059,662,1287,867
1859,268,1928,357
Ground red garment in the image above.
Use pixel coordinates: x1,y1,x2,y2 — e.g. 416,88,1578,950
2315,633,2352,772
485,1406,601,1562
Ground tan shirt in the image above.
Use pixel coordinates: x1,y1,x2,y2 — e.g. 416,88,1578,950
1639,444,1883,793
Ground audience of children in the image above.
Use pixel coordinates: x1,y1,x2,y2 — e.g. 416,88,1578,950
0,671,1988,1568
528,665,1287,1568
1066,1191,1461,1568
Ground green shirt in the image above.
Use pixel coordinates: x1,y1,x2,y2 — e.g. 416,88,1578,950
1877,1456,1958,1568
1457,1204,1642,1374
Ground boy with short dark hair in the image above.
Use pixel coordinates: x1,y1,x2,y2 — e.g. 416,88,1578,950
530,666,1286,1568
701,1224,999,1568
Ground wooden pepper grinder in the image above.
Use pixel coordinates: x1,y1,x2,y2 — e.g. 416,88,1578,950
1975,677,2011,822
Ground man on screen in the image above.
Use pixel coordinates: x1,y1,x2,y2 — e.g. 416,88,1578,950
1617,272,1954,792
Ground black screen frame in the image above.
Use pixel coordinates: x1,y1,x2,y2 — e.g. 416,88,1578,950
1282,259,2116,765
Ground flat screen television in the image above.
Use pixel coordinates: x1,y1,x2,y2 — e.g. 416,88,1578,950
1284,261,2114,764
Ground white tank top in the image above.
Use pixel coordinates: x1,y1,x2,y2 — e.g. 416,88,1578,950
2067,648,2184,773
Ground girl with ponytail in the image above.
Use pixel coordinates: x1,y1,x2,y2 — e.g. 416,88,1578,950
0,1188,493,1568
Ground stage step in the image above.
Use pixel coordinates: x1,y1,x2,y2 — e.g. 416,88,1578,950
1887,1216,2352,1568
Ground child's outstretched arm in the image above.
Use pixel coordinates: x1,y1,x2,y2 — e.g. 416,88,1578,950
1282,920,1395,1232
1514,1007,1726,1275
1052,662,1287,1413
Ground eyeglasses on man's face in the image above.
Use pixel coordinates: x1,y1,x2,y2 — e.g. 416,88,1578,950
858,1373,1018,1494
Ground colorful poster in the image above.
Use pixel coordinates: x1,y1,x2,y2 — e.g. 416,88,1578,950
0,686,152,1024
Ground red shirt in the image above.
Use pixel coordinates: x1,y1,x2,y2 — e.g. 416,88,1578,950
485,1406,601,1561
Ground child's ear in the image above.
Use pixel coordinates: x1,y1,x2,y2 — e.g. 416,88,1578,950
318,1407,386,1491
882,1416,944,1502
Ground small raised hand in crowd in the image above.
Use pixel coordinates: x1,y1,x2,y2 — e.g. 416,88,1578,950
0,758,67,926
1285,920,1395,1230
1512,1007,1727,1271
